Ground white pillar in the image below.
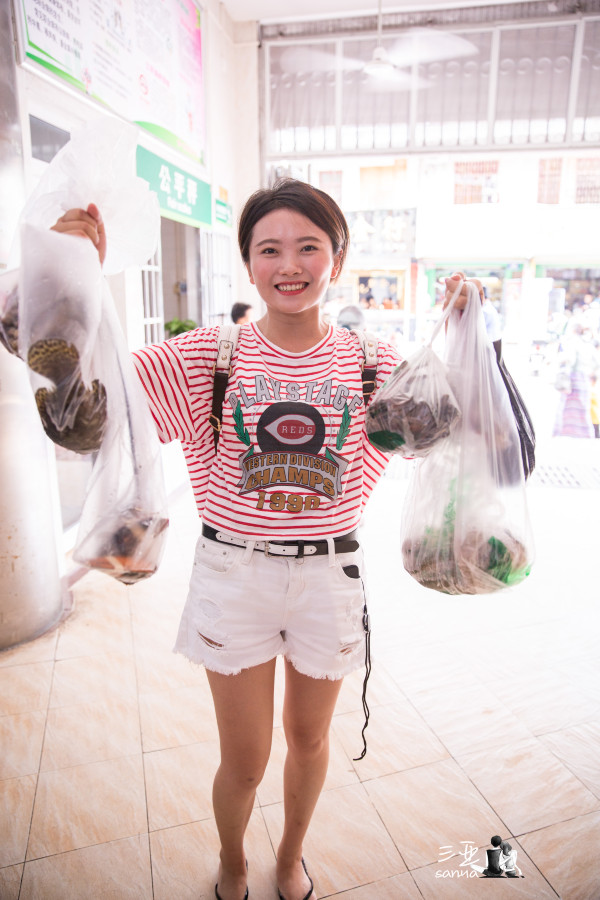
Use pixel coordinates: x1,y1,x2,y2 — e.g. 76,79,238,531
0,349,65,649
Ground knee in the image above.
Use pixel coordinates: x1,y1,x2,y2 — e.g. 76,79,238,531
284,725,329,763
218,755,269,791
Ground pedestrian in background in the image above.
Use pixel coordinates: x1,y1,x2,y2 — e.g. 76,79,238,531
231,302,253,325
553,323,596,439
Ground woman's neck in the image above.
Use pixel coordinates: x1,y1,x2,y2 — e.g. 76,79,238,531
255,312,329,352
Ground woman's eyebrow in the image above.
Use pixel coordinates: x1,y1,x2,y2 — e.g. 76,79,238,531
254,235,324,247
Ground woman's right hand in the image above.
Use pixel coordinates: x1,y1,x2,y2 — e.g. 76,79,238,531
444,271,484,310
51,203,106,266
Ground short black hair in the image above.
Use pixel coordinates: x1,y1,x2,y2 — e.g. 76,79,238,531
231,302,252,323
237,178,350,280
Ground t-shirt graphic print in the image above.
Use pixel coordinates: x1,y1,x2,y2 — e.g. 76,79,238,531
132,322,401,540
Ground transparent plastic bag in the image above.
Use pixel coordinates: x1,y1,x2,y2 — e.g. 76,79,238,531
0,270,20,357
401,282,534,595
366,299,461,457
14,118,159,276
72,291,169,584
15,120,168,584
19,224,107,453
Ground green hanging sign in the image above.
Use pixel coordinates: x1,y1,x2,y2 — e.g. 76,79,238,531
215,198,232,226
136,146,211,228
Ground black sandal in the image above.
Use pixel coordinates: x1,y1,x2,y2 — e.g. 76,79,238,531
277,857,314,900
214,889,248,900
215,859,249,900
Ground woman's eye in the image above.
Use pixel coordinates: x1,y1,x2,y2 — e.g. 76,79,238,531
261,247,276,254
302,244,318,252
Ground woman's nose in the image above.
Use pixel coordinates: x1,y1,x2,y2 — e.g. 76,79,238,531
278,252,302,275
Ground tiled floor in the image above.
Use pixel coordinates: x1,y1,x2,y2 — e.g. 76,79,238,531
1,442,599,899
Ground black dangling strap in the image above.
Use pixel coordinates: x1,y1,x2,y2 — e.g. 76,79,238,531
210,369,230,450
353,600,372,761
361,367,377,408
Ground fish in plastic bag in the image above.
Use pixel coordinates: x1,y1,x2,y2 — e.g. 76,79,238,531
401,282,534,595
15,120,168,584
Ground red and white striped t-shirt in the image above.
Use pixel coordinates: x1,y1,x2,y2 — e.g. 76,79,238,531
132,322,401,539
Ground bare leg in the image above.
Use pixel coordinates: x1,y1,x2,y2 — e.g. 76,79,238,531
276,659,343,900
206,659,277,900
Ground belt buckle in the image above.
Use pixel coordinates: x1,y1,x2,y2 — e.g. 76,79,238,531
264,541,298,558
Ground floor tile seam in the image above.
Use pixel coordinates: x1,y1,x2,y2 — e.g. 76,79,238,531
404,850,556,895
372,674,468,764
39,743,147,775
317,869,426,899
532,711,600,741
129,594,159,900
19,648,57,892
515,807,600,843
354,752,455,785
0,653,58,672
146,813,218,839
447,752,516,834
24,828,155,867
450,753,591,893
452,724,586,768
261,774,412,874
21,829,152,866
405,690,540,736
396,827,561,895
257,805,278,866
352,775,413,877
141,736,218,755
147,812,216,834
33,749,149,780
481,731,600,809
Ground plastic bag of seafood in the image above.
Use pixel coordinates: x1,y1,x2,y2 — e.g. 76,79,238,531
366,281,463,458
366,348,461,457
0,270,20,357
70,291,169,584
400,282,534,595
15,121,168,584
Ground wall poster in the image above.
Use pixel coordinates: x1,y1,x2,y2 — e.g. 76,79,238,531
16,0,205,163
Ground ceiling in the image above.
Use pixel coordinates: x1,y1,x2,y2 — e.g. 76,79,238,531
221,0,527,24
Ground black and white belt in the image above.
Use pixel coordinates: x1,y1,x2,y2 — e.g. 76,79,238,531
201,524,359,558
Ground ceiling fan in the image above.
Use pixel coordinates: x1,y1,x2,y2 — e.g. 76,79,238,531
276,0,478,90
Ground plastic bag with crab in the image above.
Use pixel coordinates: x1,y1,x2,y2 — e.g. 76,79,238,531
400,282,534,595
71,291,169,584
365,281,462,457
16,120,168,584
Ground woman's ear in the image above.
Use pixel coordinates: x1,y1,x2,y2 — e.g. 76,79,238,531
245,263,255,286
330,253,342,280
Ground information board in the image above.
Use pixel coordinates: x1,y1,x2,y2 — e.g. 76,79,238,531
16,0,205,163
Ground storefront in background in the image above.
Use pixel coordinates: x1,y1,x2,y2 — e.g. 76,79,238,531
536,267,600,309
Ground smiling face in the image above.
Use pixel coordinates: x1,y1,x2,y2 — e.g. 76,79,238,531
245,208,341,319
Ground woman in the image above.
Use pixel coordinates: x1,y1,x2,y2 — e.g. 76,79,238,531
52,180,470,900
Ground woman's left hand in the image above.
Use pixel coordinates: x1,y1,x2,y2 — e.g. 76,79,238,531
51,203,106,266
444,271,484,310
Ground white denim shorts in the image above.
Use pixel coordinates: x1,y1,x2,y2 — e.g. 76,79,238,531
173,532,369,679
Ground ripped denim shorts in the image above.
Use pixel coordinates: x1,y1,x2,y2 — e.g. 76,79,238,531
173,531,369,680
